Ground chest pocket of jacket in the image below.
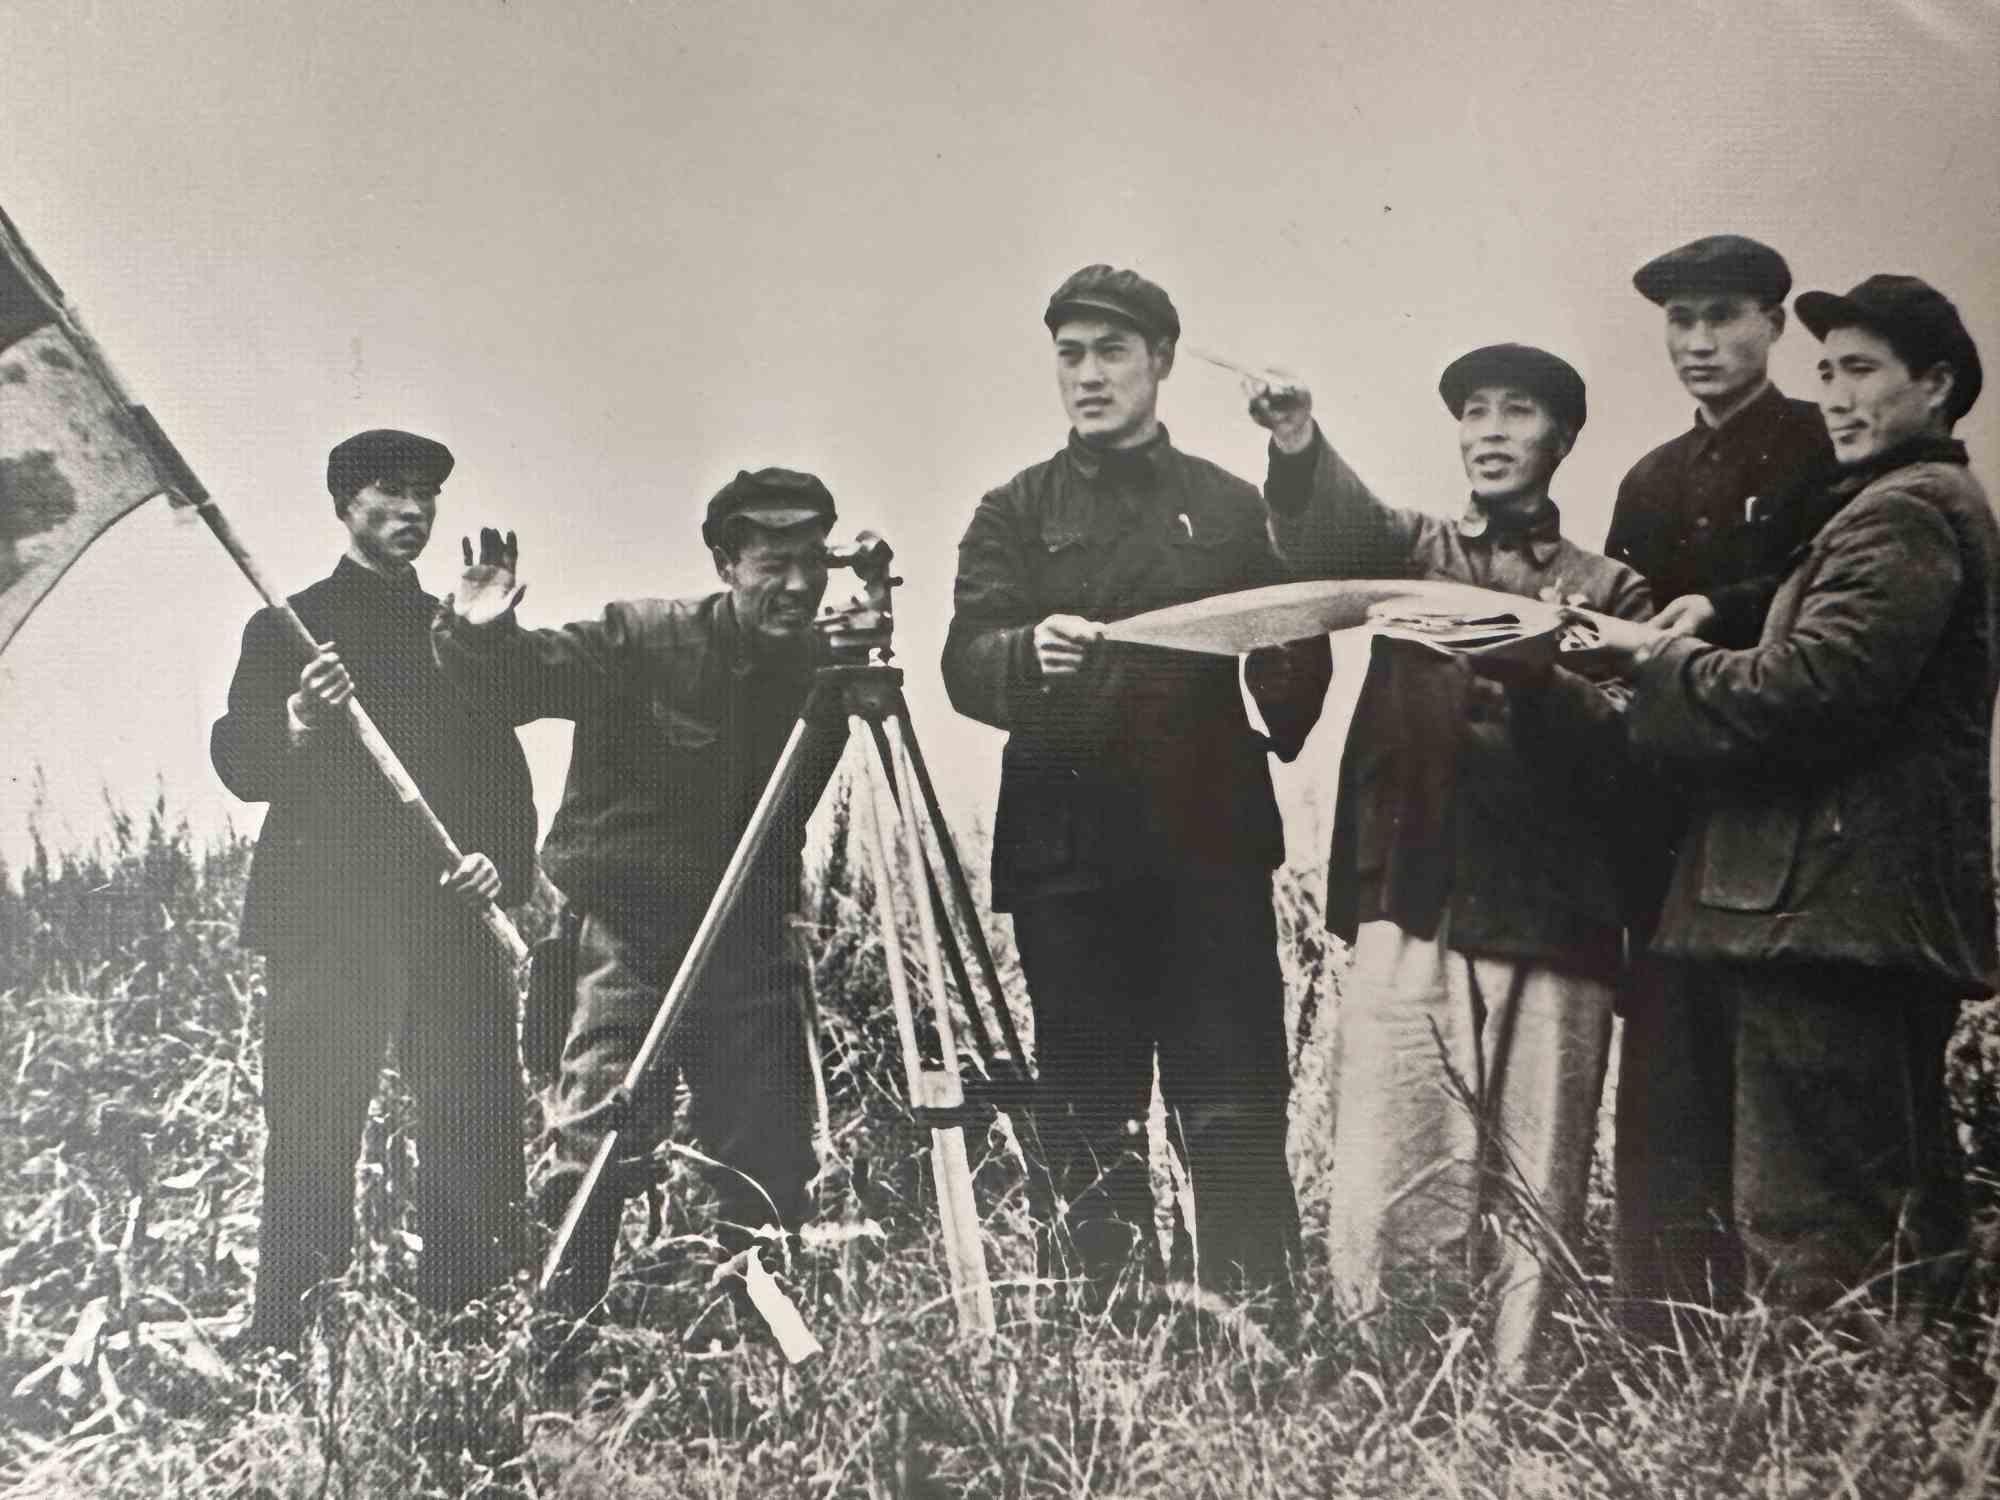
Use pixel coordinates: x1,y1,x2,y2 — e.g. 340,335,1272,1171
1036,523,1100,614
1163,525,1248,600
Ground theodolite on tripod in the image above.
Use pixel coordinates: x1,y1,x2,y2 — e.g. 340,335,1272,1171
538,531,1032,1340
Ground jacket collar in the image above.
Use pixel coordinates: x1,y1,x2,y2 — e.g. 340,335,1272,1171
1828,434,1969,498
713,591,757,678
1456,494,1564,566
1694,378,1782,434
1064,426,1173,486
713,589,814,680
332,552,430,601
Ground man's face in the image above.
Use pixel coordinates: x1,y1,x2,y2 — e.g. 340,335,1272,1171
1816,325,1952,466
714,521,831,648
1054,317,1170,449
1663,292,1782,409
1457,383,1569,506
341,463,440,571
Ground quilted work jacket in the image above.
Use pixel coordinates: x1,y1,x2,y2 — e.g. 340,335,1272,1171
1631,438,2000,996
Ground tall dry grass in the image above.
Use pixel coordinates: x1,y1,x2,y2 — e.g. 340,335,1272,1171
0,786,1995,1497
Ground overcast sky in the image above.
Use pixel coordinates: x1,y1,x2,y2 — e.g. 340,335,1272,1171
1,0,1995,875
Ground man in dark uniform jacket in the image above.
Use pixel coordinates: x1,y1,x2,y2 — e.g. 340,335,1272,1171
211,429,536,1350
1604,237,1838,1329
1608,235,1836,632
942,265,1331,1307
432,470,843,1320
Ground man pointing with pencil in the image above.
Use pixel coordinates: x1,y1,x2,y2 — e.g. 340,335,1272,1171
1251,347,1650,1376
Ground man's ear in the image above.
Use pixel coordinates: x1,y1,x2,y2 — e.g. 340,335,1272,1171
1766,303,1787,341
1554,427,1575,465
1919,361,1957,422
1152,337,1177,381
711,543,735,584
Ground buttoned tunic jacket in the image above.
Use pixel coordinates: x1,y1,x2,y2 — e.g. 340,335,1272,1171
943,429,1330,910
212,556,537,953
1607,382,1835,637
1629,439,1999,996
1266,430,1653,976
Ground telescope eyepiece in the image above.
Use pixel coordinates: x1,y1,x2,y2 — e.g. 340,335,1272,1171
827,530,894,579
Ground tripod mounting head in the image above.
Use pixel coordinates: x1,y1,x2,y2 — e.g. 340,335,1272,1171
815,530,900,663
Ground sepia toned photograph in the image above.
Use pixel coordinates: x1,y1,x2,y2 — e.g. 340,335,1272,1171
1,0,1996,1493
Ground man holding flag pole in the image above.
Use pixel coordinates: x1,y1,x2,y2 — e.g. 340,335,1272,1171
0,204,538,1352
210,430,538,1351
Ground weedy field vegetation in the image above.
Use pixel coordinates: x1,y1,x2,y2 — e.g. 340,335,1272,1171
0,788,1997,1497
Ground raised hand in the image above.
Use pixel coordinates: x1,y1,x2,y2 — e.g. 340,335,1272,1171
1246,371,1315,455
448,527,526,628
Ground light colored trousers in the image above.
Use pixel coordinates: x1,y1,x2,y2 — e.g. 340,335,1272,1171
1325,919,1614,1375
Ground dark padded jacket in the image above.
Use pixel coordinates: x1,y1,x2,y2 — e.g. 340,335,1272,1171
211,557,537,953
942,429,1331,910
1631,438,2000,996
433,591,839,948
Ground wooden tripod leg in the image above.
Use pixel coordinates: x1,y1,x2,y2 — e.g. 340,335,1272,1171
863,718,1011,1087
890,694,1031,1077
850,716,996,1336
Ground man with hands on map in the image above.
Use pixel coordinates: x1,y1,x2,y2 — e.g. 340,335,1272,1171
1558,275,1994,1318
1247,347,1651,1377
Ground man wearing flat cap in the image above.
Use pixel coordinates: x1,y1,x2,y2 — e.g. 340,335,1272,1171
434,467,842,1322
943,264,1331,1312
1251,344,1650,1374
1610,235,1836,616
1604,237,1839,1331
211,429,537,1350
1578,274,1995,1316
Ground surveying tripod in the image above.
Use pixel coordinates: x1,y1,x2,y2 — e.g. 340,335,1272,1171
537,535,1033,1337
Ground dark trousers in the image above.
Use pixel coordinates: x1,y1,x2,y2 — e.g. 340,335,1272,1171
253,894,526,1345
1613,958,1741,1328
1011,866,1301,1301
1615,958,1966,1327
536,909,817,1314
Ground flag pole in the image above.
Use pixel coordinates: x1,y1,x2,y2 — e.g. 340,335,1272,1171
0,206,527,968
189,494,530,968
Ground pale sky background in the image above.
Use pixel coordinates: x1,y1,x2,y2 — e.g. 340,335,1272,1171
1,0,1995,879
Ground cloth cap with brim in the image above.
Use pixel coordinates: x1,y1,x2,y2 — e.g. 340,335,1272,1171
702,466,838,547
1043,264,1181,343
1632,235,1792,306
1795,274,1983,424
326,428,455,499
1437,343,1587,435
